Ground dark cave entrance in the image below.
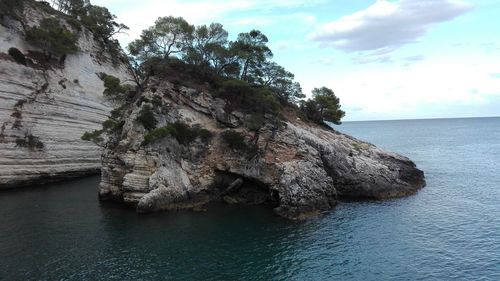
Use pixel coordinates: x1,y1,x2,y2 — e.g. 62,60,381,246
214,171,280,207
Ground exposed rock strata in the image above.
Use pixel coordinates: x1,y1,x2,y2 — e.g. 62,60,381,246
99,80,425,220
0,5,131,188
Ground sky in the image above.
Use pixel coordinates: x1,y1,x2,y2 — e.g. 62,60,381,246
92,0,500,121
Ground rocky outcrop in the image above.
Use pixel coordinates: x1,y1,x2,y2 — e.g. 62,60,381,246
0,4,131,188
99,80,425,220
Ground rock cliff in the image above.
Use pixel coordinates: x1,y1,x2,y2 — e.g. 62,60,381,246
99,79,425,220
0,3,131,188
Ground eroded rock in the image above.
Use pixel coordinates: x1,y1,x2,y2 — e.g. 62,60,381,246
0,4,131,188
99,80,425,220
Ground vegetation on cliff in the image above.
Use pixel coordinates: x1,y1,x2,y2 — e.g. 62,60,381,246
143,122,212,145
1,0,127,63
125,15,345,126
25,17,79,58
76,0,345,147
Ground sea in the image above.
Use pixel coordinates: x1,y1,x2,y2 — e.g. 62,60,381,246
1,117,499,280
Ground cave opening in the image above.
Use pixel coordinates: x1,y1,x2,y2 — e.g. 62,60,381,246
214,171,280,207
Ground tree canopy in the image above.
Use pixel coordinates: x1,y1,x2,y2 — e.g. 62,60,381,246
125,16,345,125
231,30,273,83
128,16,194,61
184,23,228,67
301,87,346,125
0,0,25,21
23,0,129,61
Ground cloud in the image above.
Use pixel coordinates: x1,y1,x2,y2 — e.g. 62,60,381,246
352,53,391,64
309,0,472,52
404,55,425,62
351,47,395,64
312,55,336,66
480,42,500,53
91,0,323,45
228,13,317,27
329,56,500,120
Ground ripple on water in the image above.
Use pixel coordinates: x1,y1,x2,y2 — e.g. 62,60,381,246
1,118,499,280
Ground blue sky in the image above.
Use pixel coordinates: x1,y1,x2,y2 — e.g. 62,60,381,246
93,0,500,121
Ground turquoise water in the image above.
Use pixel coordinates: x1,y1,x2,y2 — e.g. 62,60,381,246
1,117,499,280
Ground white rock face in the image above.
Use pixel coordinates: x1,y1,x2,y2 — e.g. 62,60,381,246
0,7,131,188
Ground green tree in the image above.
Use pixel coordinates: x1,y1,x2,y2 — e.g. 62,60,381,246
128,16,194,62
0,0,25,21
49,0,88,15
301,87,345,125
210,45,241,77
99,73,130,99
231,30,273,82
45,0,127,64
78,4,128,41
25,17,79,58
272,80,305,105
259,61,305,104
136,105,157,131
184,22,228,67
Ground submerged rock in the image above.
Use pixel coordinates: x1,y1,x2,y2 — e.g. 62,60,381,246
99,80,425,220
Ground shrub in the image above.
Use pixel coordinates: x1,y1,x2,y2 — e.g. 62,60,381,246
135,96,150,106
221,130,248,151
15,134,44,150
15,138,27,147
171,123,212,144
81,129,103,142
27,134,44,149
110,105,126,119
142,126,174,145
102,119,124,132
136,105,157,131
14,99,26,108
10,110,21,118
0,0,24,21
245,113,265,131
11,119,22,129
146,57,220,88
25,18,79,58
215,80,280,115
143,122,213,145
8,47,26,65
100,74,130,98
152,95,163,107
81,118,123,144
66,17,82,32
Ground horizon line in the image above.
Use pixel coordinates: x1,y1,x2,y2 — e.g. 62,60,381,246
340,115,500,123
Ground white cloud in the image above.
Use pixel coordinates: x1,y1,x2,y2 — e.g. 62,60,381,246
312,55,336,66
92,0,322,44
309,0,472,52
330,56,500,120
228,13,317,27
351,47,395,64
404,55,425,62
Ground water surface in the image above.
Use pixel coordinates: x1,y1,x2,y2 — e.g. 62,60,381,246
1,117,499,280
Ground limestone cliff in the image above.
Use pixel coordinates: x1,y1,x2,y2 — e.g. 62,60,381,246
0,3,131,188
99,79,425,220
